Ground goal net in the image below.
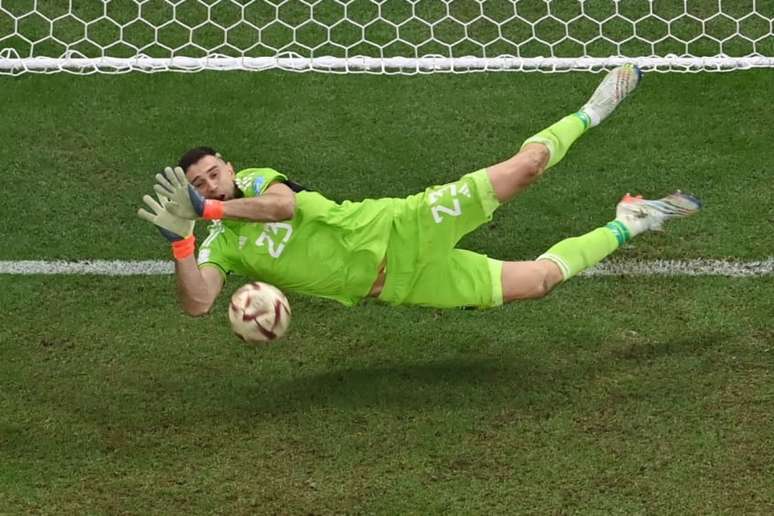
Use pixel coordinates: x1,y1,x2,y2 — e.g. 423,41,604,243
1,0,773,74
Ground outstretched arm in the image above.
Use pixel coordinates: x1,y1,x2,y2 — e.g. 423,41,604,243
138,193,225,317
155,167,296,223
218,183,296,222
175,257,224,316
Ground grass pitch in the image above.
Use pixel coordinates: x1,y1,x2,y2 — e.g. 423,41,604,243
1,69,773,513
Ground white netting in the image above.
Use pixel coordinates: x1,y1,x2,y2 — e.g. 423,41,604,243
1,0,773,74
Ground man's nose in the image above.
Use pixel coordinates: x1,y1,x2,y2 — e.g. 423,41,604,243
204,178,217,194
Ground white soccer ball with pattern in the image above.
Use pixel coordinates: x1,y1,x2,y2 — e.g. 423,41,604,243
228,282,291,343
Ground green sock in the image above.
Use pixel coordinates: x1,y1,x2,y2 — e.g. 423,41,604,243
521,112,589,170
538,221,630,280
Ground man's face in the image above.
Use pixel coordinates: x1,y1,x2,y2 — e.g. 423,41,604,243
185,154,236,200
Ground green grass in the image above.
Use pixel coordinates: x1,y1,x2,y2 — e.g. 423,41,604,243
1,276,773,513
1,68,774,512
1,70,773,259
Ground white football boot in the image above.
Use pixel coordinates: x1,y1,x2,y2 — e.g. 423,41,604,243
615,191,703,237
580,64,642,128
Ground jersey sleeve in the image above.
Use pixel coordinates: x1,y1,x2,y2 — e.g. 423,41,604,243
196,221,243,279
234,168,288,198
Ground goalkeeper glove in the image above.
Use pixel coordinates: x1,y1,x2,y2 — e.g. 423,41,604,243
137,193,197,260
153,166,224,221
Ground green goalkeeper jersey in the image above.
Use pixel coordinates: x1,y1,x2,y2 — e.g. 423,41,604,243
197,168,396,306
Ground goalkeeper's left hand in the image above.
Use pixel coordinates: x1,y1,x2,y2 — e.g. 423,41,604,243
137,193,197,260
153,166,224,221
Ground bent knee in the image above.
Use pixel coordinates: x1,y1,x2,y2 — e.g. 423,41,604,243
503,262,555,302
522,274,553,300
502,260,562,302
515,145,549,177
500,154,543,183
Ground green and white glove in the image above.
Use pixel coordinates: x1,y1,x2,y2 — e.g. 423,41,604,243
154,166,224,220
137,193,197,260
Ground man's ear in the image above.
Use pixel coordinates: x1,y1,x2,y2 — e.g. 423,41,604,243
225,161,235,179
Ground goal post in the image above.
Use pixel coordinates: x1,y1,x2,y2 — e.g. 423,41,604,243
1,0,773,74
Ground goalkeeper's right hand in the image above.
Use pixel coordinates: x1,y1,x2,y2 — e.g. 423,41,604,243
137,194,197,260
153,166,224,221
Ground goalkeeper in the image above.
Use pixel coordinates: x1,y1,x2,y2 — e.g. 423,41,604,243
138,65,701,316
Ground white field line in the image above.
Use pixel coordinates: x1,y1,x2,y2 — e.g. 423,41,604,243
583,259,774,277
0,260,173,275
0,259,773,277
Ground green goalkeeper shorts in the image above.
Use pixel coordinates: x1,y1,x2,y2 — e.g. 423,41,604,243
378,169,504,309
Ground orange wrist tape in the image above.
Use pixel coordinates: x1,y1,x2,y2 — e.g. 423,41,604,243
202,200,224,220
171,234,196,261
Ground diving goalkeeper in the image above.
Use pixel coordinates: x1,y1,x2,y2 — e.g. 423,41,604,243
138,65,701,316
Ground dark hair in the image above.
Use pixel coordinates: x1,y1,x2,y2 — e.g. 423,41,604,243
178,146,220,172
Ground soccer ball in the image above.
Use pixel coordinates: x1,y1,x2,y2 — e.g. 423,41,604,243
228,282,291,343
